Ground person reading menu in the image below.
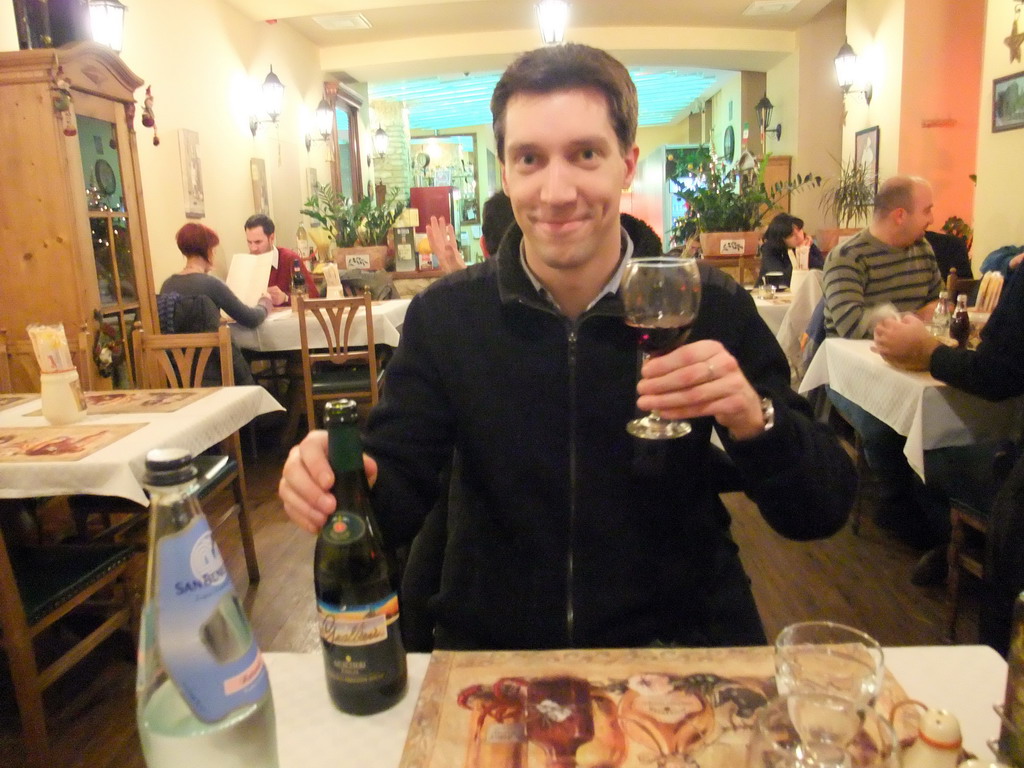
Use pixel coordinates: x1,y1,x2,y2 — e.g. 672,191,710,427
244,213,319,305
279,43,855,650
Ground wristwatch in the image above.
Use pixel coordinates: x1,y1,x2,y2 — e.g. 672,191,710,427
760,397,775,432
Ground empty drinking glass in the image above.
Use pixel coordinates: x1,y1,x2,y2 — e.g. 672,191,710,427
774,621,885,710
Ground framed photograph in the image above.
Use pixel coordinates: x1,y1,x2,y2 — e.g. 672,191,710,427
306,167,319,200
250,158,270,216
854,126,879,194
993,71,1024,132
178,129,205,218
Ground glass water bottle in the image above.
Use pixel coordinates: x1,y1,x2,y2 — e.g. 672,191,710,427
136,448,278,768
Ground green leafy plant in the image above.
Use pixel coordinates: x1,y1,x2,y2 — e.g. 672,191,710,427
942,215,974,252
818,157,875,229
300,185,405,248
359,187,406,246
669,149,820,246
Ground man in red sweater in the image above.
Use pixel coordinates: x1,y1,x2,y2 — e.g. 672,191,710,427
243,214,319,305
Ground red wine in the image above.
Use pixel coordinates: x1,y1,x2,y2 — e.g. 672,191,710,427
626,320,694,354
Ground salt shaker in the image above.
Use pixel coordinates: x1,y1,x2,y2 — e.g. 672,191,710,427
901,708,962,768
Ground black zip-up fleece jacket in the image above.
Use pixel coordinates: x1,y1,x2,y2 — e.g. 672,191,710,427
364,215,855,650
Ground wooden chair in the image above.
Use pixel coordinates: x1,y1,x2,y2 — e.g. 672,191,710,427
0,503,136,766
296,293,382,433
131,321,260,583
947,499,987,642
1,324,95,392
946,268,981,306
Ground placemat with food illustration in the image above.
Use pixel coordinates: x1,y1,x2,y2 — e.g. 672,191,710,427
0,423,143,462
399,647,911,768
0,394,35,412
23,389,212,416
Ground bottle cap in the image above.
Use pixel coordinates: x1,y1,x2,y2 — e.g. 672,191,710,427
324,399,359,426
144,447,198,485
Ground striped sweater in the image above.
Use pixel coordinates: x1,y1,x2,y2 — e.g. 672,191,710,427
822,229,941,338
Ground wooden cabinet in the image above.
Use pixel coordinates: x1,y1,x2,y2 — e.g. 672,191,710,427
0,41,156,390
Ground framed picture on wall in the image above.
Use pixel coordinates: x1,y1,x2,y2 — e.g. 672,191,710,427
854,126,879,194
993,71,1024,132
250,158,270,216
178,129,205,218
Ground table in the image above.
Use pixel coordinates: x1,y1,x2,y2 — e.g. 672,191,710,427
799,338,1024,480
754,293,792,336
264,645,1007,768
0,386,282,505
231,298,412,352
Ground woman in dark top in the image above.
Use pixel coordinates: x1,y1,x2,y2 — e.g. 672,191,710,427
160,222,272,384
756,213,824,287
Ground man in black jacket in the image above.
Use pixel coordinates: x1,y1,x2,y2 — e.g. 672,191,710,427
280,43,855,650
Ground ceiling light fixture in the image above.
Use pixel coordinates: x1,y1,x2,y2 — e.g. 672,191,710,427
536,0,569,45
834,39,873,105
250,66,284,137
88,0,127,53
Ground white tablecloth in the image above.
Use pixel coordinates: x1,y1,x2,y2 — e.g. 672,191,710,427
775,269,824,376
232,299,412,352
754,294,792,336
0,386,282,505
264,645,1007,768
799,338,1024,479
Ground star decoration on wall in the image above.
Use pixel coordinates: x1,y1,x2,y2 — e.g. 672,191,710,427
1008,6,1024,62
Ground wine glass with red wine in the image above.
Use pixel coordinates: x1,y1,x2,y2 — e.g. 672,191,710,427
621,256,702,439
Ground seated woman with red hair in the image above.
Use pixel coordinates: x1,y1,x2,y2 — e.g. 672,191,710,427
160,222,271,385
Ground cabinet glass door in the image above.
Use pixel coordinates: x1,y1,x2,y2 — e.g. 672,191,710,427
77,113,138,386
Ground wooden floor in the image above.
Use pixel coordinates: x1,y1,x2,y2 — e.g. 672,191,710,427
0,433,980,768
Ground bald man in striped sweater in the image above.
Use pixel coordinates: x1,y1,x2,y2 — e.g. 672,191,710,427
823,175,941,339
823,176,948,584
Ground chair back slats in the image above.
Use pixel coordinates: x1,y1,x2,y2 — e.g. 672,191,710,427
133,323,234,389
297,293,380,431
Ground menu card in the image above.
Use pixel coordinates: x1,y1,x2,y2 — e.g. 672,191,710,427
224,252,272,318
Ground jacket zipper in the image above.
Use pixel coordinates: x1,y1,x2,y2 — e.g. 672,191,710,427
566,324,578,646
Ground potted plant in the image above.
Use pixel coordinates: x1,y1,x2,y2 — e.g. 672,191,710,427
941,215,973,253
817,157,875,251
301,185,405,271
670,148,820,256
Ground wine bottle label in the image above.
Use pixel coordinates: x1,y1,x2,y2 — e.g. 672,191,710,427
156,517,269,723
319,512,366,546
318,593,400,647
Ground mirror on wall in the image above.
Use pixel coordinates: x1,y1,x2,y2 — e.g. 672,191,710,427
409,133,480,224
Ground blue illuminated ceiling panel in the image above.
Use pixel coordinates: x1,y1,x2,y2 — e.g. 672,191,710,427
369,68,720,131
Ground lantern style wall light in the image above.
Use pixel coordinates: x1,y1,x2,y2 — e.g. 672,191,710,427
536,0,569,45
250,66,284,137
88,0,127,53
372,125,389,159
834,39,873,105
304,97,335,152
754,95,782,144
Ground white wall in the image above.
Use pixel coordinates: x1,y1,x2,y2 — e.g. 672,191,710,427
973,1,1024,260
111,0,327,288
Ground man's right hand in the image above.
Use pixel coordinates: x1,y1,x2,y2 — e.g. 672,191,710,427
872,314,941,370
279,430,379,533
267,285,288,306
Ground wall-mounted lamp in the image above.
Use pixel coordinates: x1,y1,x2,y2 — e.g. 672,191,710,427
304,97,334,152
536,0,569,45
834,39,873,105
372,125,389,159
249,66,284,137
754,95,782,143
88,0,127,53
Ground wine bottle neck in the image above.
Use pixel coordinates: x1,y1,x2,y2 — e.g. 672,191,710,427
327,423,363,474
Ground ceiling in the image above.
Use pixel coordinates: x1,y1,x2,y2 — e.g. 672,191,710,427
221,0,840,129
